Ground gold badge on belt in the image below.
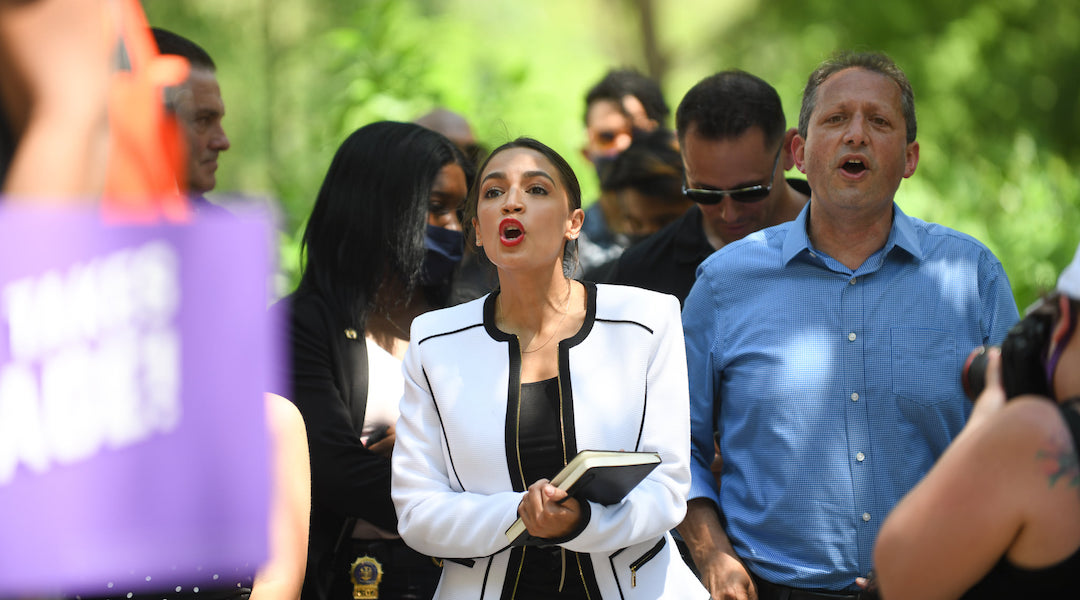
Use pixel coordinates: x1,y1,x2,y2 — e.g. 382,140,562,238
349,555,383,599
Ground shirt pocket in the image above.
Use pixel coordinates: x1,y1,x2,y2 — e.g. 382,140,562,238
890,327,957,406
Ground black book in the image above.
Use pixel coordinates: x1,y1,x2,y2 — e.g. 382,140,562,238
504,449,661,544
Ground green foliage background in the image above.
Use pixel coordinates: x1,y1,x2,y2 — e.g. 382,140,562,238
144,0,1079,309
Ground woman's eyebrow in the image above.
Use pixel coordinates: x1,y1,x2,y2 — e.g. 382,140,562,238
480,170,505,184
522,170,555,184
481,170,555,185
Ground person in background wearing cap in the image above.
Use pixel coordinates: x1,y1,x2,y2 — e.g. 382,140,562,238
874,244,1080,599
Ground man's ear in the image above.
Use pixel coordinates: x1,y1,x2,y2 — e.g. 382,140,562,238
781,128,798,171
902,141,920,179
792,134,807,174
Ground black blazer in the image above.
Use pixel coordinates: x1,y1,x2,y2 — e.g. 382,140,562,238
272,289,395,600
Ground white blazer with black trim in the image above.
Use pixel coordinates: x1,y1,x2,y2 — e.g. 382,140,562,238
392,282,708,599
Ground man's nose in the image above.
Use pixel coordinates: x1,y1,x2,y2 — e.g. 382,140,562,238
843,117,868,146
716,196,741,222
211,126,230,151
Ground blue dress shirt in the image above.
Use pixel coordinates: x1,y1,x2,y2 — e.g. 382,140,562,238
682,203,1019,591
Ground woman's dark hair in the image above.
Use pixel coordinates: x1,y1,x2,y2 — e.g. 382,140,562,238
298,121,472,328
462,137,581,273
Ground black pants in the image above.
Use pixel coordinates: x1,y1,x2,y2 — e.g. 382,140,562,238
751,572,879,600
332,538,441,600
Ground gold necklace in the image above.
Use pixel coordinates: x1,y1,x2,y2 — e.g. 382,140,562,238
521,280,572,354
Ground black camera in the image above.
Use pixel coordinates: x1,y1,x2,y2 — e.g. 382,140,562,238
961,309,1055,401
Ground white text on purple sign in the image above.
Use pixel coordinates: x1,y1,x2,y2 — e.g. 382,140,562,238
0,241,182,485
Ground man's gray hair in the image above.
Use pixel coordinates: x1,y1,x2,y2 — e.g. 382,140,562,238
798,51,917,144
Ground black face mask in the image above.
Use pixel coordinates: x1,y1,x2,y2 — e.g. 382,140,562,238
420,224,464,287
593,154,618,183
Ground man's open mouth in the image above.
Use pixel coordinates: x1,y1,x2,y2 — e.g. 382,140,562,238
841,158,867,175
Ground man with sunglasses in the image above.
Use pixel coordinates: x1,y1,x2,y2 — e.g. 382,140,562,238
607,70,809,304
679,52,1019,600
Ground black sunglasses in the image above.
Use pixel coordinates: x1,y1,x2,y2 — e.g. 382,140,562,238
682,145,783,205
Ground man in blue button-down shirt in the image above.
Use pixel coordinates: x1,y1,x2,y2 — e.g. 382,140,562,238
678,51,1020,600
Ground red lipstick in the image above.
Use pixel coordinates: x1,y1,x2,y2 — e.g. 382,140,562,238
499,218,525,247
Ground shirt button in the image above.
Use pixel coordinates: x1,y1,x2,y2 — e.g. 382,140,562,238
856,452,865,462
848,332,857,342
851,392,859,402
862,512,872,522
849,277,857,285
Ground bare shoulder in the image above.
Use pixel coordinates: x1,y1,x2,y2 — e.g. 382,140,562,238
983,397,1071,450
981,396,1078,520
1000,397,1078,481
264,392,307,441
874,396,1078,598
995,398,1080,566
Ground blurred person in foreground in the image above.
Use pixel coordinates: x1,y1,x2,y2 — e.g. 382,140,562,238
608,70,808,305
0,5,310,599
391,138,707,598
874,243,1080,599
0,0,112,199
276,121,472,600
149,28,308,600
678,51,1019,600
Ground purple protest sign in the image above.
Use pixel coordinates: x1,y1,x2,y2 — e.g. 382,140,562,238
0,206,277,597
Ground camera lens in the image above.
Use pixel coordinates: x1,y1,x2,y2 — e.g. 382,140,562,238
962,346,990,401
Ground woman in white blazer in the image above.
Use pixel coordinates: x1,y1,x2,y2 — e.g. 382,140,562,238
392,138,707,599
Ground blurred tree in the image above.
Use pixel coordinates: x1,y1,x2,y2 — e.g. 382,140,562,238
653,0,1079,308
143,0,1078,308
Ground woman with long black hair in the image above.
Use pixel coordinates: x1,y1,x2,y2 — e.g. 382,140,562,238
278,121,473,600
